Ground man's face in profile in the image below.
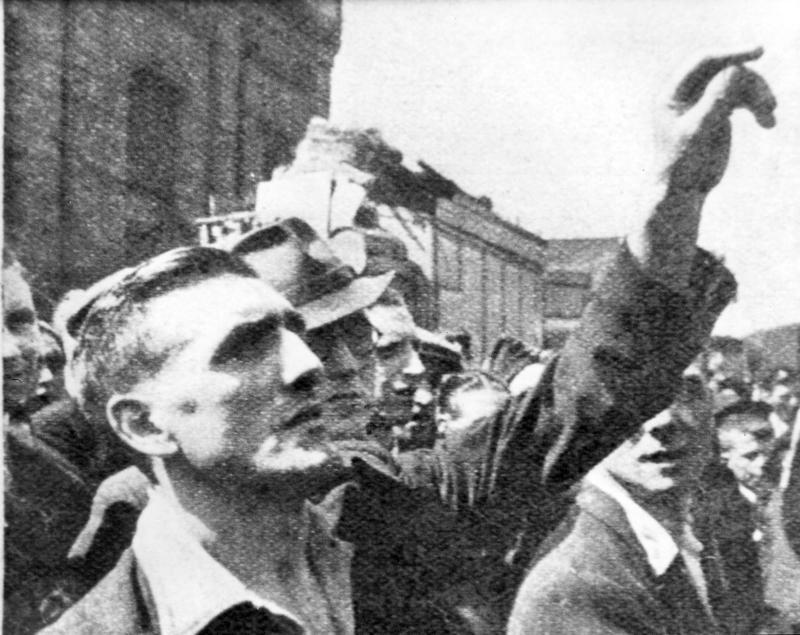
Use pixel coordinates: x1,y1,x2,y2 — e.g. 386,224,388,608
606,374,713,500
3,264,41,412
305,311,377,437
366,299,427,428
125,274,378,493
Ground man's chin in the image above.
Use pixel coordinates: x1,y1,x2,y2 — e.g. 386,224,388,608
232,458,355,501
248,440,393,491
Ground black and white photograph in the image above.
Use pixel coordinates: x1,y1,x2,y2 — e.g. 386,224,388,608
3,1,800,633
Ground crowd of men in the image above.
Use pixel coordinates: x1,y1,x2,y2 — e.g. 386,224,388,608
4,48,799,634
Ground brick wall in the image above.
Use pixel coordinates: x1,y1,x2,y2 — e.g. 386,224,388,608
4,0,341,316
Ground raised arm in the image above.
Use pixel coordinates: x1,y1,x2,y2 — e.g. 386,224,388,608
454,51,777,514
627,47,776,292
533,50,775,489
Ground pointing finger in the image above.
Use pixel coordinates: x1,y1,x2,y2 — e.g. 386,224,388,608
670,47,764,110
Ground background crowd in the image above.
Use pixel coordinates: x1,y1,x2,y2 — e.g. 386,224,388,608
5,237,800,633
3,48,798,635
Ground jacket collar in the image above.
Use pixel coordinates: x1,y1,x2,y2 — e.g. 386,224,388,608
132,487,304,635
584,467,702,576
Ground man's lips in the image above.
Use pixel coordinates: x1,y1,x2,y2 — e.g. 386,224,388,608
321,392,371,415
281,402,324,430
279,393,372,436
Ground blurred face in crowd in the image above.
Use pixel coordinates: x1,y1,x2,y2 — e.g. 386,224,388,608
3,262,42,412
769,382,799,425
706,349,749,385
305,311,377,437
34,323,67,406
436,372,509,457
606,373,713,501
717,420,774,494
365,297,427,428
112,274,372,495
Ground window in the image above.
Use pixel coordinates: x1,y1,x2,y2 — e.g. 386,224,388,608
126,67,184,207
438,235,463,292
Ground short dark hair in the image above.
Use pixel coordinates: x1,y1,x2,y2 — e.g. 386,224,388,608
71,247,257,425
715,400,774,442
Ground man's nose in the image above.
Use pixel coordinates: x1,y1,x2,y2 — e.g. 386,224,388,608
280,330,323,388
402,349,425,379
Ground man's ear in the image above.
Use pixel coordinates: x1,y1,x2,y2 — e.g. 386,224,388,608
106,394,178,457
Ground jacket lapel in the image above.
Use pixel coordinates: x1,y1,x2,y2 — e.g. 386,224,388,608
578,484,721,635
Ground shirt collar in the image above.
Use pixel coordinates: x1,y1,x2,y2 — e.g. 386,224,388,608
586,467,693,576
133,486,304,635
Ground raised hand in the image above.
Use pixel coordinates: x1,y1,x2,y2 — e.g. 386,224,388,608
629,48,776,292
657,47,776,194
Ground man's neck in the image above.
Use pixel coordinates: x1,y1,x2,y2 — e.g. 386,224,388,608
627,485,693,535
156,462,324,603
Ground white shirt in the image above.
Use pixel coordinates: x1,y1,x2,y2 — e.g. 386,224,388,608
133,487,305,635
780,411,800,490
586,467,716,621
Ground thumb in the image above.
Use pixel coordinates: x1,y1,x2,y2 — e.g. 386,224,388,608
725,65,777,128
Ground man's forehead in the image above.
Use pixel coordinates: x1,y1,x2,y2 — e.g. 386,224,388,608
140,274,293,335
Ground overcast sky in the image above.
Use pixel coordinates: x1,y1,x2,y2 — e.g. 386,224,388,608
330,0,800,338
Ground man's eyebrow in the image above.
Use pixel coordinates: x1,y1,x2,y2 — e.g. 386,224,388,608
210,313,282,365
210,309,306,365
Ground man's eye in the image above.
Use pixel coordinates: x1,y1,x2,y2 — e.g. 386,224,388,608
211,322,277,366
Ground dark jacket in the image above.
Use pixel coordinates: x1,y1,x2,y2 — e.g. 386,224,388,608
43,244,735,635
4,423,94,635
341,245,736,634
509,484,761,635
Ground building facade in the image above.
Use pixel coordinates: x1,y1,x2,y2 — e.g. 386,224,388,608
199,120,547,361
543,237,620,348
4,0,341,314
